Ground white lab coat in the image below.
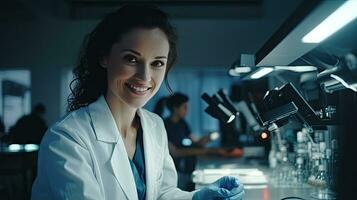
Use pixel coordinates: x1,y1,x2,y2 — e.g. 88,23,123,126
31,96,195,200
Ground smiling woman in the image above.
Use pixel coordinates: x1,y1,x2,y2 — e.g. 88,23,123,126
31,4,244,200
67,5,177,112
101,28,169,108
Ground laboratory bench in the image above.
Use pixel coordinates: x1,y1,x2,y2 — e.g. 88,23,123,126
193,155,324,200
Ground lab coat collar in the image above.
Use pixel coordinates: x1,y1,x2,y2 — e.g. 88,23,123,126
88,96,119,143
110,109,160,200
88,96,156,143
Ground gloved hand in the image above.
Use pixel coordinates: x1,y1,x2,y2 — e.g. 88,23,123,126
192,176,244,200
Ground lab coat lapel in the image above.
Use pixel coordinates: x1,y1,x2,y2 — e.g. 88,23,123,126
88,96,138,200
88,96,119,143
137,109,161,200
110,137,138,200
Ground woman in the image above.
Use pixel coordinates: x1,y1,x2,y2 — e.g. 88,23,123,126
31,5,244,200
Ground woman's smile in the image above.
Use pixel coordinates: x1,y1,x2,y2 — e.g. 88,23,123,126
125,82,153,96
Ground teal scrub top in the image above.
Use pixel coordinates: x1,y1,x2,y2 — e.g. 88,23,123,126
128,126,146,200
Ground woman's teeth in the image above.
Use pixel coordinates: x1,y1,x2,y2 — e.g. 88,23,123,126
127,83,151,92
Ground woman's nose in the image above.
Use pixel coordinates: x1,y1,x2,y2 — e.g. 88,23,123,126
136,64,151,81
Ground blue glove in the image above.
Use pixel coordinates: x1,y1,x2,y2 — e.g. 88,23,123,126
193,176,244,200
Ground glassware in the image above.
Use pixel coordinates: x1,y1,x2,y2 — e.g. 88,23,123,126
309,162,337,199
294,157,307,187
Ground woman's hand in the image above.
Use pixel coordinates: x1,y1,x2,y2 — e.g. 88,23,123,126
193,176,244,200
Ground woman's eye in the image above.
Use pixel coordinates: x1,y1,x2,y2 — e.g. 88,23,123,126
123,55,138,64
151,60,165,68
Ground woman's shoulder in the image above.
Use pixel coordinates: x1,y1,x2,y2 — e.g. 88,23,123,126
43,107,93,145
55,107,90,130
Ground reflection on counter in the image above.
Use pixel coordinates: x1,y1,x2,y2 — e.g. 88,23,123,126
193,168,268,189
194,156,319,200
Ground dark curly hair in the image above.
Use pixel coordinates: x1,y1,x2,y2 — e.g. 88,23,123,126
68,4,177,112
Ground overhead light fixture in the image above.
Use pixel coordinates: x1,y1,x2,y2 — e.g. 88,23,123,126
234,67,252,73
229,67,252,76
274,66,317,72
230,65,316,79
250,68,273,79
229,69,238,76
302,0,357,43
229,54,255,77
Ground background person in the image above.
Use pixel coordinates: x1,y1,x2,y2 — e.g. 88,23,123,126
9,103,47,144
164,93,222,190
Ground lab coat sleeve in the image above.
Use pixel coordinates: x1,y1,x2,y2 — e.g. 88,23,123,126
157,120,197,200
33,126,103,200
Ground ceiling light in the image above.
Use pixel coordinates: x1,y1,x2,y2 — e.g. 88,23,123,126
250,68,273,79
229,69,238,76
275,66,317,72
229,67,252,76
234,67,251,73
302,0,357,43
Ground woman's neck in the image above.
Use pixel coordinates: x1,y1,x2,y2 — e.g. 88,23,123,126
105,93,138,139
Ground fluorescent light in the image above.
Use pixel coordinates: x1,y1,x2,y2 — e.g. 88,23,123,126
302,0,357,43
250,68,273,79
275,66,317,72
229,67,251,76
229,69,238,76
234,67,251,73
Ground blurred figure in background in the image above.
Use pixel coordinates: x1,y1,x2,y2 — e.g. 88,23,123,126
9,103,47,144
164,93,214,191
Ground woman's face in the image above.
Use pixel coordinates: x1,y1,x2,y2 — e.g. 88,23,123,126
102,28,170,108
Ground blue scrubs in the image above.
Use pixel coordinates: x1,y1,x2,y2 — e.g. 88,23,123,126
128,126,146,200
164,118,196,173
164,118,191,148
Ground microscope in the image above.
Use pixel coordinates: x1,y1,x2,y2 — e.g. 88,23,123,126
257,82,339,199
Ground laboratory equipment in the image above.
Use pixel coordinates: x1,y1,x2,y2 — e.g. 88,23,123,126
257,82,338,199
201,93,236,123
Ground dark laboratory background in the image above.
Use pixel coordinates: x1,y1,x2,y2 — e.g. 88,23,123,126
0,0,356,200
